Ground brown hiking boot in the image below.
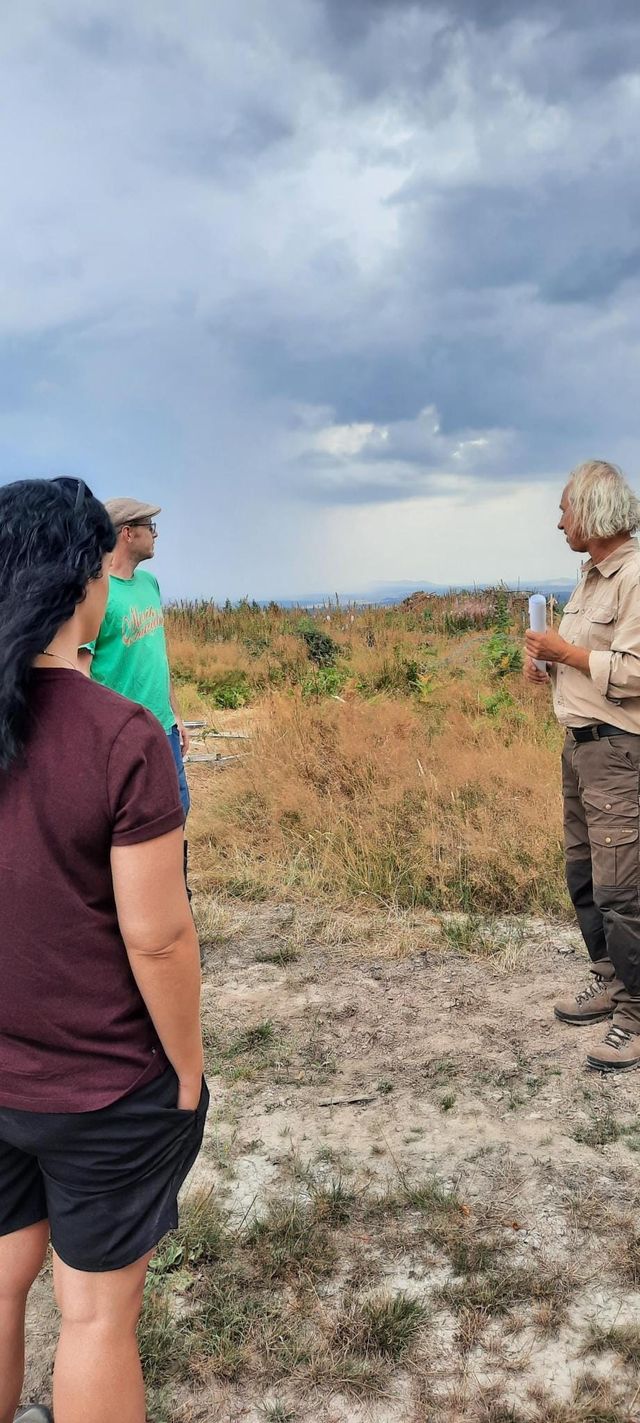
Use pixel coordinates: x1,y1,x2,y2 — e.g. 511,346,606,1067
587,1024,640,1072
554,974,614,1025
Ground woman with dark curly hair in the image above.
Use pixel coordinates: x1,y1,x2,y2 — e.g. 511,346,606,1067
0,478,207,1423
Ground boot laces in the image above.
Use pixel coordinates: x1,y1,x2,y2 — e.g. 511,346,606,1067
575,975,608,1006
603,1024,633,1051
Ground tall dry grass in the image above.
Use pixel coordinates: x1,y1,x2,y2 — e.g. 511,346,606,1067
188,690,566,915
173,592,568,914
165,589,533,707
166,589,514,646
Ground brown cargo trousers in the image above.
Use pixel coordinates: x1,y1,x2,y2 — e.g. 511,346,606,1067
563,730,640,1031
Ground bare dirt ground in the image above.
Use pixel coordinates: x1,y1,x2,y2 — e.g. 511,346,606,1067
24,903,640,1422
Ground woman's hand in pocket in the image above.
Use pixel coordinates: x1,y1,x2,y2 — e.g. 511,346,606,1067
177,1075,202,1111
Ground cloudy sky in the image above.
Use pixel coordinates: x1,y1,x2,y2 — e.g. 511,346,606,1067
2,0,639,599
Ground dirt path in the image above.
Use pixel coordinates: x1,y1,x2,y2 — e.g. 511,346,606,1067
24,905,640,1421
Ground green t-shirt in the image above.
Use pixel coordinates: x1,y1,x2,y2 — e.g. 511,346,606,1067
87,570,174,733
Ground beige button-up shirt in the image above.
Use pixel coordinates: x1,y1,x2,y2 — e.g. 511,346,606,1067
552,537,640,730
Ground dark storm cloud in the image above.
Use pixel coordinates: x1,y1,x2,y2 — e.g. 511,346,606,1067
2,0,640,590
321,0,640,39
320,0,511,43
395,175,640,306
224,0,640,504
318,0,640,110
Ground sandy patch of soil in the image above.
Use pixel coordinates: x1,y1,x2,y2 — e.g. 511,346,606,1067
23,904,640,1421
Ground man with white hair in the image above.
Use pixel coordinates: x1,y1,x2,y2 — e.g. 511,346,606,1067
526,460,640,1071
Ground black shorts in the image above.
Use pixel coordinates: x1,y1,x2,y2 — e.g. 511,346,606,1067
0,1066,209,1272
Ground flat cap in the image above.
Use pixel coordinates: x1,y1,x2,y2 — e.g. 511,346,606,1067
105,497,162,528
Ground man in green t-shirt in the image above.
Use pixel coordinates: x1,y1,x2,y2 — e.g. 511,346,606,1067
79,497,191,826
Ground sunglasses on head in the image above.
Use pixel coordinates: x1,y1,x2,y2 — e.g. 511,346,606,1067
52,476,87,512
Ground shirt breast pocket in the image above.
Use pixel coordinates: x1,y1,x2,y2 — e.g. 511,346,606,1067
586,605,616,651
559,603,580,642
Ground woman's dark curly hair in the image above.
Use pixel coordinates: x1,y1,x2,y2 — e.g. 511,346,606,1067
0,477,116,769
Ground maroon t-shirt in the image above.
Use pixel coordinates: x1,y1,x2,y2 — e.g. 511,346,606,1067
0,668,185,1112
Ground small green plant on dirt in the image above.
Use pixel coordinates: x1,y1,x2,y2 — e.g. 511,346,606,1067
149,1193,228,1279
374,1171,508,1279
227,1021,276,1056
440,1093,456,1112
260,1404,296,1423
137,1290,192,1390
619,1117,640,1151
440,914,481,952
311,1177,357,1226
426,1057,459,1084
440,914,525,970
530,1371,634,1422
246,1196,335,1282
395,1173,462,1216
439,1259,574,1328
309,1351,388,1399
475,1402,527,1423
613,1227,640,1288
189,1267,292,1381
581,1319,640,1366
333,1290,428,1361
377,1078,394,1095
573,1106,621,1147
256,944,300,966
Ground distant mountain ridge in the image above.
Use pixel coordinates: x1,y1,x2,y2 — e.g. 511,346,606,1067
273,578,577,608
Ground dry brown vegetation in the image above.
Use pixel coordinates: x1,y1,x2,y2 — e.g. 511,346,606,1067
168,592,567,915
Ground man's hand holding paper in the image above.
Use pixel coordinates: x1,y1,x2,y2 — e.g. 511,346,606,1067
525,628,570,663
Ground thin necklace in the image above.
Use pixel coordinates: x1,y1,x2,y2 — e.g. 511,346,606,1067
40,650,79,672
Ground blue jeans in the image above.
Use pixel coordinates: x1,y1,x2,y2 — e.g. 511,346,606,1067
168,725,191,821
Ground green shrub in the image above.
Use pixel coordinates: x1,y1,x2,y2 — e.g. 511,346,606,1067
483,632,523,678
357,655,425,697
302,665,348,699
493,587,511,632
443,611,475,636
481,687,524,721
297,618,340,667
206,671,252,708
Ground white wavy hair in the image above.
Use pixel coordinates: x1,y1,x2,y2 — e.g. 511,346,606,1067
567,460,640,540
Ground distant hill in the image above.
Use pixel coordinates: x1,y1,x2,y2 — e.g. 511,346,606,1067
274,578,577,608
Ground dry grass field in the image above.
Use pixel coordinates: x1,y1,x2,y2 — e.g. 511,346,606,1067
26,591,640,1422
172,590,567,917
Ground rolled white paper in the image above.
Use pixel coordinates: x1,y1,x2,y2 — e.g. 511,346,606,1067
528,593,547,671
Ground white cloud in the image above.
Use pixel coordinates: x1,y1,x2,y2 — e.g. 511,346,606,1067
285,403,519,503
311,422,390,457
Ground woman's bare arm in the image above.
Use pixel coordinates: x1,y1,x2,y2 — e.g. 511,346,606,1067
111,827,203,1109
